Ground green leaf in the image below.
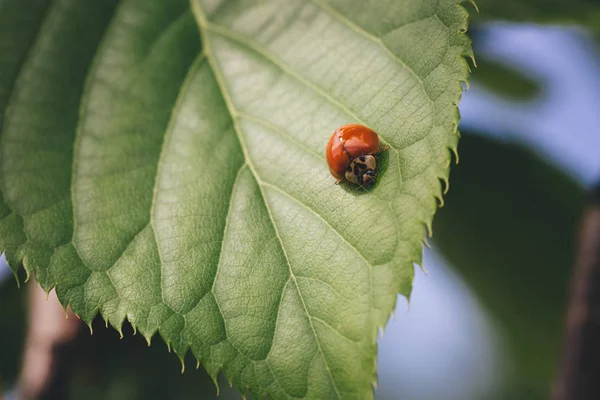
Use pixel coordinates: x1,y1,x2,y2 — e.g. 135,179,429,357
0,0,119,283
0,0,472,398
0,0,52,273
434,134,585,399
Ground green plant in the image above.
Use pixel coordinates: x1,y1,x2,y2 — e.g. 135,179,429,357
0,0,473,398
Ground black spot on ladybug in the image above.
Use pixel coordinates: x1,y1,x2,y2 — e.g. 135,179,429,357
356,162,367,170
353,165,359,175
359,156,366,162
346,165,352,172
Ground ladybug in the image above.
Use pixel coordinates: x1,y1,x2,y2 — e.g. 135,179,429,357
325,124,388,186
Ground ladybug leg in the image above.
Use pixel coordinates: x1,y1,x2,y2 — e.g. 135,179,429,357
335,179,343,185
380,144,390,152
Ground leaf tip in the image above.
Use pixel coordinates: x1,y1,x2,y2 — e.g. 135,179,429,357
464,0,480,14
451,145,460,165
461,78,471,91
142,331,152,346
12,270,21,288
437,195,445,208
414,255,429,275
86,321,94,335
441,177,450,195
421,237,432,249
465,52,477,70
210,374,220,396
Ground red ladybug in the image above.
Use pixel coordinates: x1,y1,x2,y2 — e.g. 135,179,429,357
325,124,388,186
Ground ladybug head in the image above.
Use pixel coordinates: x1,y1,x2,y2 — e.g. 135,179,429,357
345,155,376,187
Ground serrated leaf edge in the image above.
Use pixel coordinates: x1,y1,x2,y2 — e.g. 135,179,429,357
0,0,477,398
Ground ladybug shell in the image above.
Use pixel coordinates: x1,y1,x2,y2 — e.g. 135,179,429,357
325,124,380,180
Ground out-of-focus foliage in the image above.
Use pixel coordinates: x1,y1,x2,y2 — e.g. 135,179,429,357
0,300,242,400
434,134,585,399
57,319,241,400
471,56,541,100
473,0,600,30
0,275,26,388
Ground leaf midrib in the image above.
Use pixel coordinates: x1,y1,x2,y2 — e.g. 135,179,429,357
187,1,443,394
187,2,417,342
192,3,350,398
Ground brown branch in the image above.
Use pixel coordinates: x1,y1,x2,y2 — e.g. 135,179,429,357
554,185,600,400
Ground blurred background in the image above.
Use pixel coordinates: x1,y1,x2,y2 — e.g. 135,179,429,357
2,4,599,400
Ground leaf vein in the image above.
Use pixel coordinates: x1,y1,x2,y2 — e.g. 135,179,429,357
194,5,342,396
210,162,247,294
260,181,375,271
150,53,206,308
310,316,361,344
308,0,429,94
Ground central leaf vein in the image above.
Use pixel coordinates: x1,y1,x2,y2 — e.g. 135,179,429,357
193,5,348,397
